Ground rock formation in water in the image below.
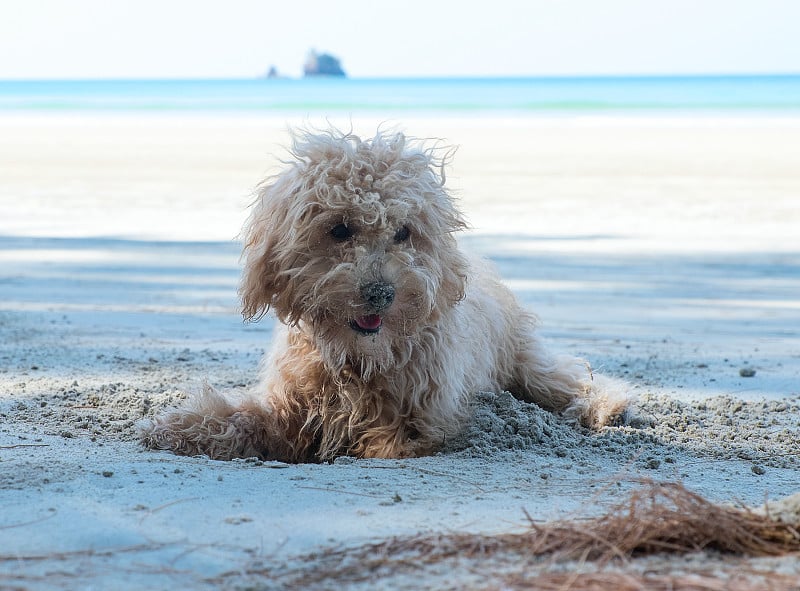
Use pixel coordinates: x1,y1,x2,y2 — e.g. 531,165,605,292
303,50,346,77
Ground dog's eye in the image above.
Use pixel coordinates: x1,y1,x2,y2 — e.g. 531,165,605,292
394,225,411,243
330,223,353,242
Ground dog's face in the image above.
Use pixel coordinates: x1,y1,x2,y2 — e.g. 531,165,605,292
240,130,468,376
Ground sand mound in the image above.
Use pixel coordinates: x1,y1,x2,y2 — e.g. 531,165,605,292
4,374,799,472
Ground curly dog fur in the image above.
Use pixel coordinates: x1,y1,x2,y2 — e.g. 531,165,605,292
140,128,632,462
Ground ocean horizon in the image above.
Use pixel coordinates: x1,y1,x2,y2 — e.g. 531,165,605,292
1,74,799,116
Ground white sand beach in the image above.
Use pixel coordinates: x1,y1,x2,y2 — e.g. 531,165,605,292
1,115,800,589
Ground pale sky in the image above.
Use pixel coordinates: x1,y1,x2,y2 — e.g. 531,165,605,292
1,0,798,79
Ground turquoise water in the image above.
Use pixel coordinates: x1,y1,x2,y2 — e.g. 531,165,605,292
0,75,798,116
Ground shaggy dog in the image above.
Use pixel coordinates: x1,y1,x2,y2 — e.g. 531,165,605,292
141,129,632,462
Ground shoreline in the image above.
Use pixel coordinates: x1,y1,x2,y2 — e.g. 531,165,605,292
4,110,800,125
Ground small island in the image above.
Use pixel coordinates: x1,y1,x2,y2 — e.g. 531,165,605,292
303,50,346,77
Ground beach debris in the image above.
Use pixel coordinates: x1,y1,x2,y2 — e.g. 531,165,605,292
223,480,800,590
758,491,800,524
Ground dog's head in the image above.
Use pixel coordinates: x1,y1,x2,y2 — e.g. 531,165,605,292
240,129,468,376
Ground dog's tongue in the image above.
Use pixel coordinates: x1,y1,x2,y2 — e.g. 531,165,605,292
354,315,382,330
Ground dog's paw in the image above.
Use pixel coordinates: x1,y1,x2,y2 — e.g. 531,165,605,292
612,405,653,429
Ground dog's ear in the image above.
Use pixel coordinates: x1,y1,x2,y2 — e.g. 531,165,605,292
411,147,470,309
239,174,297,322
428,143,470,305
434,215,469,308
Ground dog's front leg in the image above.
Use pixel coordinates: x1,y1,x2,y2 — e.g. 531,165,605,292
140,385,313,462
348,424,422,459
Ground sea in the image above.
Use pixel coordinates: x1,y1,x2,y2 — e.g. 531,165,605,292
0,75,798,117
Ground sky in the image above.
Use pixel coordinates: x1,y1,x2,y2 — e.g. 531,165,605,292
1,0,798,79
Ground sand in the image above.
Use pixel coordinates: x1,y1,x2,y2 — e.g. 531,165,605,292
1,115,799,589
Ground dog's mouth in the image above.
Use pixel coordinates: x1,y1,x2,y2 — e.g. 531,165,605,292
350,314,382,334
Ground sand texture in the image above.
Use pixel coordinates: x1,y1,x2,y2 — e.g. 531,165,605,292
1,116,799,589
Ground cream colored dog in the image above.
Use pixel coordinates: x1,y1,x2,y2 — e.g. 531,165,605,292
141,129,631,462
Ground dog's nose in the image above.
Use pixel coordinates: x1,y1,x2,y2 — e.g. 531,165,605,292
361,282,395,311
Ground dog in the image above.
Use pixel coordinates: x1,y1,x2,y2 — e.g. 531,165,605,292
140,129,632,462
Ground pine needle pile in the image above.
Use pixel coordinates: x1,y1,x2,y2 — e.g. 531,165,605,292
228,480,800,590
